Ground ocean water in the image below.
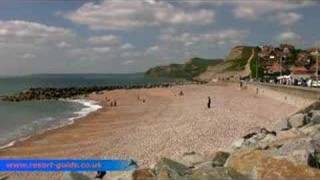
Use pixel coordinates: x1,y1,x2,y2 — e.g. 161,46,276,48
0,73,171,148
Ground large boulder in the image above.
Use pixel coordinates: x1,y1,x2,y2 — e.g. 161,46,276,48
132,168,155,180
154,158,191,180
226,149,320,180
211,151,230,167
177,152,206,168
188,167,247,180
310,110,320,124
287,113,305,128
232,128,277,150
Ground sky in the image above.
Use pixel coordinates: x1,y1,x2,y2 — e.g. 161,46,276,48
0,0,319,76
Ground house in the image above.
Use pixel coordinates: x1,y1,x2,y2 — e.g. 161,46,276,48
290,66,314,79
264,62,287,75
295,52,312,67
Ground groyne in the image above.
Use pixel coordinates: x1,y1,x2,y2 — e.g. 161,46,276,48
1,81,205,102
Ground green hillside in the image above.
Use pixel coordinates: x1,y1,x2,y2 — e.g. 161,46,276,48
145,57,223,80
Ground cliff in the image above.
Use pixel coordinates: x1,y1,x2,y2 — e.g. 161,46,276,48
196,46,258,82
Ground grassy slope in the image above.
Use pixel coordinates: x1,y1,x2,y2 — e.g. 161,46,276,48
145,58,223,80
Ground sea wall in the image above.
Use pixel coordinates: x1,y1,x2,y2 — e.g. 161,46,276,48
245,82,319,108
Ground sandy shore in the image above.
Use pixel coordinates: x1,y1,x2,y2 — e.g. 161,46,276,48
0,83,299,179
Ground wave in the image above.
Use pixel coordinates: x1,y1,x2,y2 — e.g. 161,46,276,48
0,99,102,150
65,99,102,124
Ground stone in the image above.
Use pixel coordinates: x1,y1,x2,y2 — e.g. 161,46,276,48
188,167,246,180
300,124,320,136
177,151,206,168
273,119,290,131
0,175,9,180
287,113,305,128
257,134,277,150
230,138,244,150
154,158,191,180
269,137,315,165
310,110,320,124
62,172,93,180
226,149,320,180
106,171,134,180
132,168,155,180
211,151,230,167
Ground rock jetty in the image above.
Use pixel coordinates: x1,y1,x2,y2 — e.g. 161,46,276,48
62,101,320,180
1,82,202,102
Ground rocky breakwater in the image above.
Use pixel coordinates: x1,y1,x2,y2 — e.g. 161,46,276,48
62,101,320,180
1,82,188,102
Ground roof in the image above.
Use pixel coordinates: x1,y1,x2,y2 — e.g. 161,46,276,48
290,66,314,75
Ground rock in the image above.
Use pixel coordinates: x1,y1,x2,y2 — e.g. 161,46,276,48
237,128,277,150
257,134,277,150
310,110,320,124
309,151,320,168
226,149,320,180
288,113,305,128
230,138,244,150
62,172,93,180
154,158,191,180
106,171,134,180
177,151,206,168
273,119,290,131
188,167,246,180
0,175,9,180
269,137,315,165
132,168,155,180
300,122,320,134
211,151,230,167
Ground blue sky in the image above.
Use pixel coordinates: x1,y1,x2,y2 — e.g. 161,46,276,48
0,0,319,75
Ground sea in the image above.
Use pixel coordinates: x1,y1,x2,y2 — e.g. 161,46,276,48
0,73,173,148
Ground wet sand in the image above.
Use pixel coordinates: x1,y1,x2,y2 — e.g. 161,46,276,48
0,84,299,179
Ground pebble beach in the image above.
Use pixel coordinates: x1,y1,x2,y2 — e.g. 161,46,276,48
0,83,300,179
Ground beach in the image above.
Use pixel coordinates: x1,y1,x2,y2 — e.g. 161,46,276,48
0,83,300,179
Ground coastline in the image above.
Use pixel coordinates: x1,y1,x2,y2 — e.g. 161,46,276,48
0,83,301,179
0,99,102,150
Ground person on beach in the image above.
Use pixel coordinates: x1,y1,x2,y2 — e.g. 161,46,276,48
207,96,211,109
179,91,184,96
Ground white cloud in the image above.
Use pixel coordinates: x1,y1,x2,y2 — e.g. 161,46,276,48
21,53,36,59
160,29,248,46
274,12,302,26
183,0,310,24
145,45,160,54
92,47,111,53
0,20,73,44
277,31,301,44
121,43,134,49
57,41,71,48
231,1,309,20
88,35,121,46
121,60,134,65
65,0,215,30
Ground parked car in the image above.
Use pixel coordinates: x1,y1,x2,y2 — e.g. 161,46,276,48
307,80,320,87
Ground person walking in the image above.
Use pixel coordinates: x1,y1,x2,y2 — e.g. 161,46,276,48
207,96,211,109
